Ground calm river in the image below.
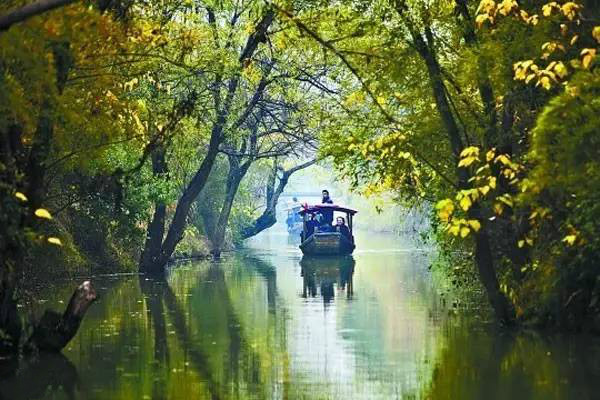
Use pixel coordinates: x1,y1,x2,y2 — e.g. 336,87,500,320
2,228,600,399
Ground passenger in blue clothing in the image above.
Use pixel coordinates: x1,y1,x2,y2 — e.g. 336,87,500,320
319,189,334,226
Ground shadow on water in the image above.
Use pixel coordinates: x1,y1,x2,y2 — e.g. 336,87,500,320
300,256,355,304
0,353,79,400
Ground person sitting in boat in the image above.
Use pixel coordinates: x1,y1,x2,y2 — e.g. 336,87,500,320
319,189,334,226
305,213,318,238
335,216,351,239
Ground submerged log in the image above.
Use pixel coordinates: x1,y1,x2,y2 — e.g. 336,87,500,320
27,280,97,352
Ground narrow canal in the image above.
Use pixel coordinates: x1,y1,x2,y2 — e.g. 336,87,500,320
2,226,600,399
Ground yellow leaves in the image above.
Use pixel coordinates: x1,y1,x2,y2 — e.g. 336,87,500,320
553,61,568,78
344,91,366,107
34,208,52,220
498,0,517,16
493,202,504,215
486,149,496,162
459,195,472,211
538,76,552,90
570,35,579,46
517,237,533,248
460,226,470,238
593,26,600,43
376,96,386,106
479,185,491,196
47,237,63,246
475,0,496,27
560,2,580,21
458,146,480,167
562,234,577,245
581,48,597,69
542,2,559,17
460,146,480,158
468,220,482,232
445,219,481,238
14,192,28,202
489,176,497,189
133,113,145,132
448,224,461,236
494,154,511,165
436,199,455,222
477,0,497,15
458,156,478,167
497,194,514,207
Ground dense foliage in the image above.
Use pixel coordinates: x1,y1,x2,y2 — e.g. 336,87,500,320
1,0,599,357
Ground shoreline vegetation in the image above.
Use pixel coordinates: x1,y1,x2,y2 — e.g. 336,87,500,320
1,0,600,361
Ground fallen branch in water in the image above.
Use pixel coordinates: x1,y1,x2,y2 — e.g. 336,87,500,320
27,280,97,352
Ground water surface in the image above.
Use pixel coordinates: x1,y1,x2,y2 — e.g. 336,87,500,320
2,228,600,399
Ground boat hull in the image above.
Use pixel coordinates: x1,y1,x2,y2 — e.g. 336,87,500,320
299,232,355,255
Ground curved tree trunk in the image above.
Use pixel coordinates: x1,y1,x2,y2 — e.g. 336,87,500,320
241,159,315,239
139,9,275,275
208,156,250,258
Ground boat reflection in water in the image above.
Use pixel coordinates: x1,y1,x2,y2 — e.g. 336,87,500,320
300,256,355,303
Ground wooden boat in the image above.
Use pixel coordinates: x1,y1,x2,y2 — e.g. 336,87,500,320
298,205,357,256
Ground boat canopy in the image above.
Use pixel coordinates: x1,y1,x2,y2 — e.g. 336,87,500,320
298,204,358,216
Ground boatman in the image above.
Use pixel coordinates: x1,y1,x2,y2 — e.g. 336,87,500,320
320,189,334,226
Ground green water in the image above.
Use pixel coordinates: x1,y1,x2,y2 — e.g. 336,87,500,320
2,229,600,399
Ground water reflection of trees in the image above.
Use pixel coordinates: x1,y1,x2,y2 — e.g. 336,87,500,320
139,256,285,400
300,256,355,303
417,321,600,400
0,353,79,400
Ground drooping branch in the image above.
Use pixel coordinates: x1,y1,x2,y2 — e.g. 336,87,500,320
0,0,76,31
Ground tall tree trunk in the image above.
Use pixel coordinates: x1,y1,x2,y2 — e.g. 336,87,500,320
142,126,222,274
208,156,250,258
140,145,168,272
410,22,515,325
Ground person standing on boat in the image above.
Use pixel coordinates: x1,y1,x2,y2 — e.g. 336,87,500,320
320,189,334,226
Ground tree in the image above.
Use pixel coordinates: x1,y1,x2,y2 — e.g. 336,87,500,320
138,3,276,273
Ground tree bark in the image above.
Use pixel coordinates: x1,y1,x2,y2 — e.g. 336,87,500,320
139,9,275,274
405,16,515,325
208,156,250,258
27,280,97,352
139,146,168,272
